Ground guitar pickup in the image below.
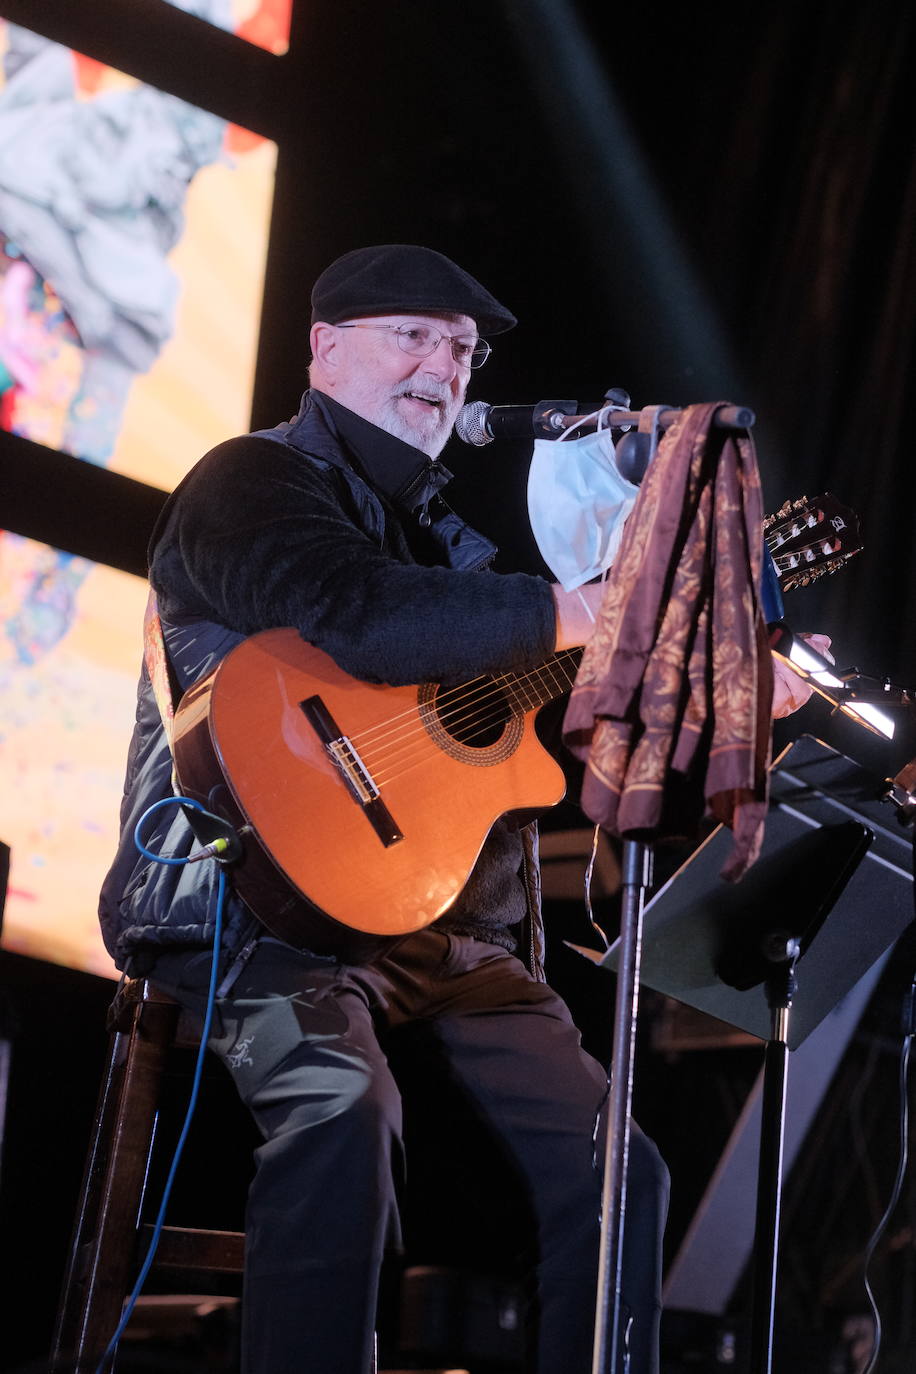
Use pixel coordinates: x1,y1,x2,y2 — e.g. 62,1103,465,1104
300,695,403,848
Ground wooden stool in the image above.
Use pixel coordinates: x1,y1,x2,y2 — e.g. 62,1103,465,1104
50,977,245,1373
49,978,485,1372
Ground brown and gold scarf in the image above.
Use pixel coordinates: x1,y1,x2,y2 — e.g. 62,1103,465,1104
562,401,773,880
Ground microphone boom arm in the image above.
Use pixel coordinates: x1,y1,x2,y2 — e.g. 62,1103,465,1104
454,394,756,445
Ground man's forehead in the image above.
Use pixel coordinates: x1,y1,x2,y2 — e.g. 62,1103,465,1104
344,311,478,336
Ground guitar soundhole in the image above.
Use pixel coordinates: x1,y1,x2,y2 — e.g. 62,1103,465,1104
418,679,524,766
436,679,511,748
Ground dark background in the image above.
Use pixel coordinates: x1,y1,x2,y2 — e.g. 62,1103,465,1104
1,2,915,1369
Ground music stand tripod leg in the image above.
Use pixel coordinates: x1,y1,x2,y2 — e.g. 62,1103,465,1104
593,837,654,1374
750,946,799,1374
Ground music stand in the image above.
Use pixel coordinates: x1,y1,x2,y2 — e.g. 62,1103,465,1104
576,734,915,1373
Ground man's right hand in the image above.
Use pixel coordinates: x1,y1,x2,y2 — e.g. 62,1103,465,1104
552,583,605,650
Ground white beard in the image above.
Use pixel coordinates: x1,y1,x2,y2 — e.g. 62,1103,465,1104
324,366,467,457
374,401,452,456
370,379,464,457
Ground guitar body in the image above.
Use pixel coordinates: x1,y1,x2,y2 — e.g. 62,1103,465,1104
172,628,568,956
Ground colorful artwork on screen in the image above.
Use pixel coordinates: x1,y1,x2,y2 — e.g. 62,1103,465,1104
0,18,277,491
0,17,279,977
0,535,149,978
162,0,292,55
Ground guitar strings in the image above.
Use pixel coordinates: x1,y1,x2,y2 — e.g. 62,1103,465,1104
368,689,522,785
357,653,579,769
364,674,575,786
346,649,580,760
351,659,579,785
355,654,581,787
368,685,564,788
767,536,839,567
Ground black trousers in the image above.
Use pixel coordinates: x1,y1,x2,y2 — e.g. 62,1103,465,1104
153,929,669,1374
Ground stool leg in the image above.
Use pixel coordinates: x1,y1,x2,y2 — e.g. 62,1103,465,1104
50,996,180,1373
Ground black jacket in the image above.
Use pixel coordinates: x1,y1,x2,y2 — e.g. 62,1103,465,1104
99,391,557,975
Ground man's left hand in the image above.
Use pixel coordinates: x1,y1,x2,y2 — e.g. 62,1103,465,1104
771,633,833,719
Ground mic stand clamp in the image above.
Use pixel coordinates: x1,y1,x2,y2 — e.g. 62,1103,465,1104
531,399,579,438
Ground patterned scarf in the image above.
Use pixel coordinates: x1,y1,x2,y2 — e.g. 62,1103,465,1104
562,402,773,880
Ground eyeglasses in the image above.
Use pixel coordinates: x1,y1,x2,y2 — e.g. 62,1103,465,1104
335,321,492,369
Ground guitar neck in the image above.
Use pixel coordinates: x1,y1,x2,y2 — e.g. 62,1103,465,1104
497,648,583,714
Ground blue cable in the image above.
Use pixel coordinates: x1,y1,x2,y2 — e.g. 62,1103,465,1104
133,793,224,866
95,797,231,1374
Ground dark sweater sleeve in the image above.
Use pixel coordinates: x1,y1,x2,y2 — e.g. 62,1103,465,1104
151,436,558,686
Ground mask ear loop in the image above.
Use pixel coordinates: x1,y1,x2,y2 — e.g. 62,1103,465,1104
558,400,630,444
596,400,630,434
555,407,601,443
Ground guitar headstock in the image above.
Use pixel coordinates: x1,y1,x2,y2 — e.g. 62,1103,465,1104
764,492,862,593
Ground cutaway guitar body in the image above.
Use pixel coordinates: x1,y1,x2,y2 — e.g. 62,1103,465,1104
172,629,575,956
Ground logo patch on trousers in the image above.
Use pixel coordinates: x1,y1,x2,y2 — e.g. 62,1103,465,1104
227,1035,255,1070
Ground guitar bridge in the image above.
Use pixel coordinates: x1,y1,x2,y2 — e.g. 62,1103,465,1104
300,695,403,848
327,736,379,804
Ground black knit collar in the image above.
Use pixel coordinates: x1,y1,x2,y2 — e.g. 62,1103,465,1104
312,391,453,517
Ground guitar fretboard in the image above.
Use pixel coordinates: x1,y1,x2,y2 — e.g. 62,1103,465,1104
498,648,583,714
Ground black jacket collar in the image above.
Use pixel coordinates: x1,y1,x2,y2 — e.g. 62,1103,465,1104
309,390,453,519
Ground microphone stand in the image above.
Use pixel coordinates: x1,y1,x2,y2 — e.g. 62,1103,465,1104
591,838,653,1374
571,840,655,1374
555,402,756,435
566,401,758,1374
749,937,800,1374
516,391,756,440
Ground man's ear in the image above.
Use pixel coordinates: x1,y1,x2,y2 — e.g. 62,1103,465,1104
309,321,339,378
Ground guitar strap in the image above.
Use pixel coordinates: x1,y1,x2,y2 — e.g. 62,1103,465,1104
143,588,182,788
142,588,263,988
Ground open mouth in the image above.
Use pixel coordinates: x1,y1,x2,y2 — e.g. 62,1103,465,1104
400,391,443,411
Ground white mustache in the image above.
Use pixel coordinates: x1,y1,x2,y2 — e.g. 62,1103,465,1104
394,381,452,407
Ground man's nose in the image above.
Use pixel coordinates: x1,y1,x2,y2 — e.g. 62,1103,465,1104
419,336,459,382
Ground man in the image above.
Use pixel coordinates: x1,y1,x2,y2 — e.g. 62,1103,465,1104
99,244,810,1373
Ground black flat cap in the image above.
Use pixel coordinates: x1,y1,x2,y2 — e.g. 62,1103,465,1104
310,244,517,335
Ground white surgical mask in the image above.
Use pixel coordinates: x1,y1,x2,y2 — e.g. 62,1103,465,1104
527,409,639,592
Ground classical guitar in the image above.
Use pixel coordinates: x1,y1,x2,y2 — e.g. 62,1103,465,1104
171,493,861,954
172,632,579,955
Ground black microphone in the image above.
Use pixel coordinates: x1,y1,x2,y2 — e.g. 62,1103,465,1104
454,388,633,447
454,399,579,445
